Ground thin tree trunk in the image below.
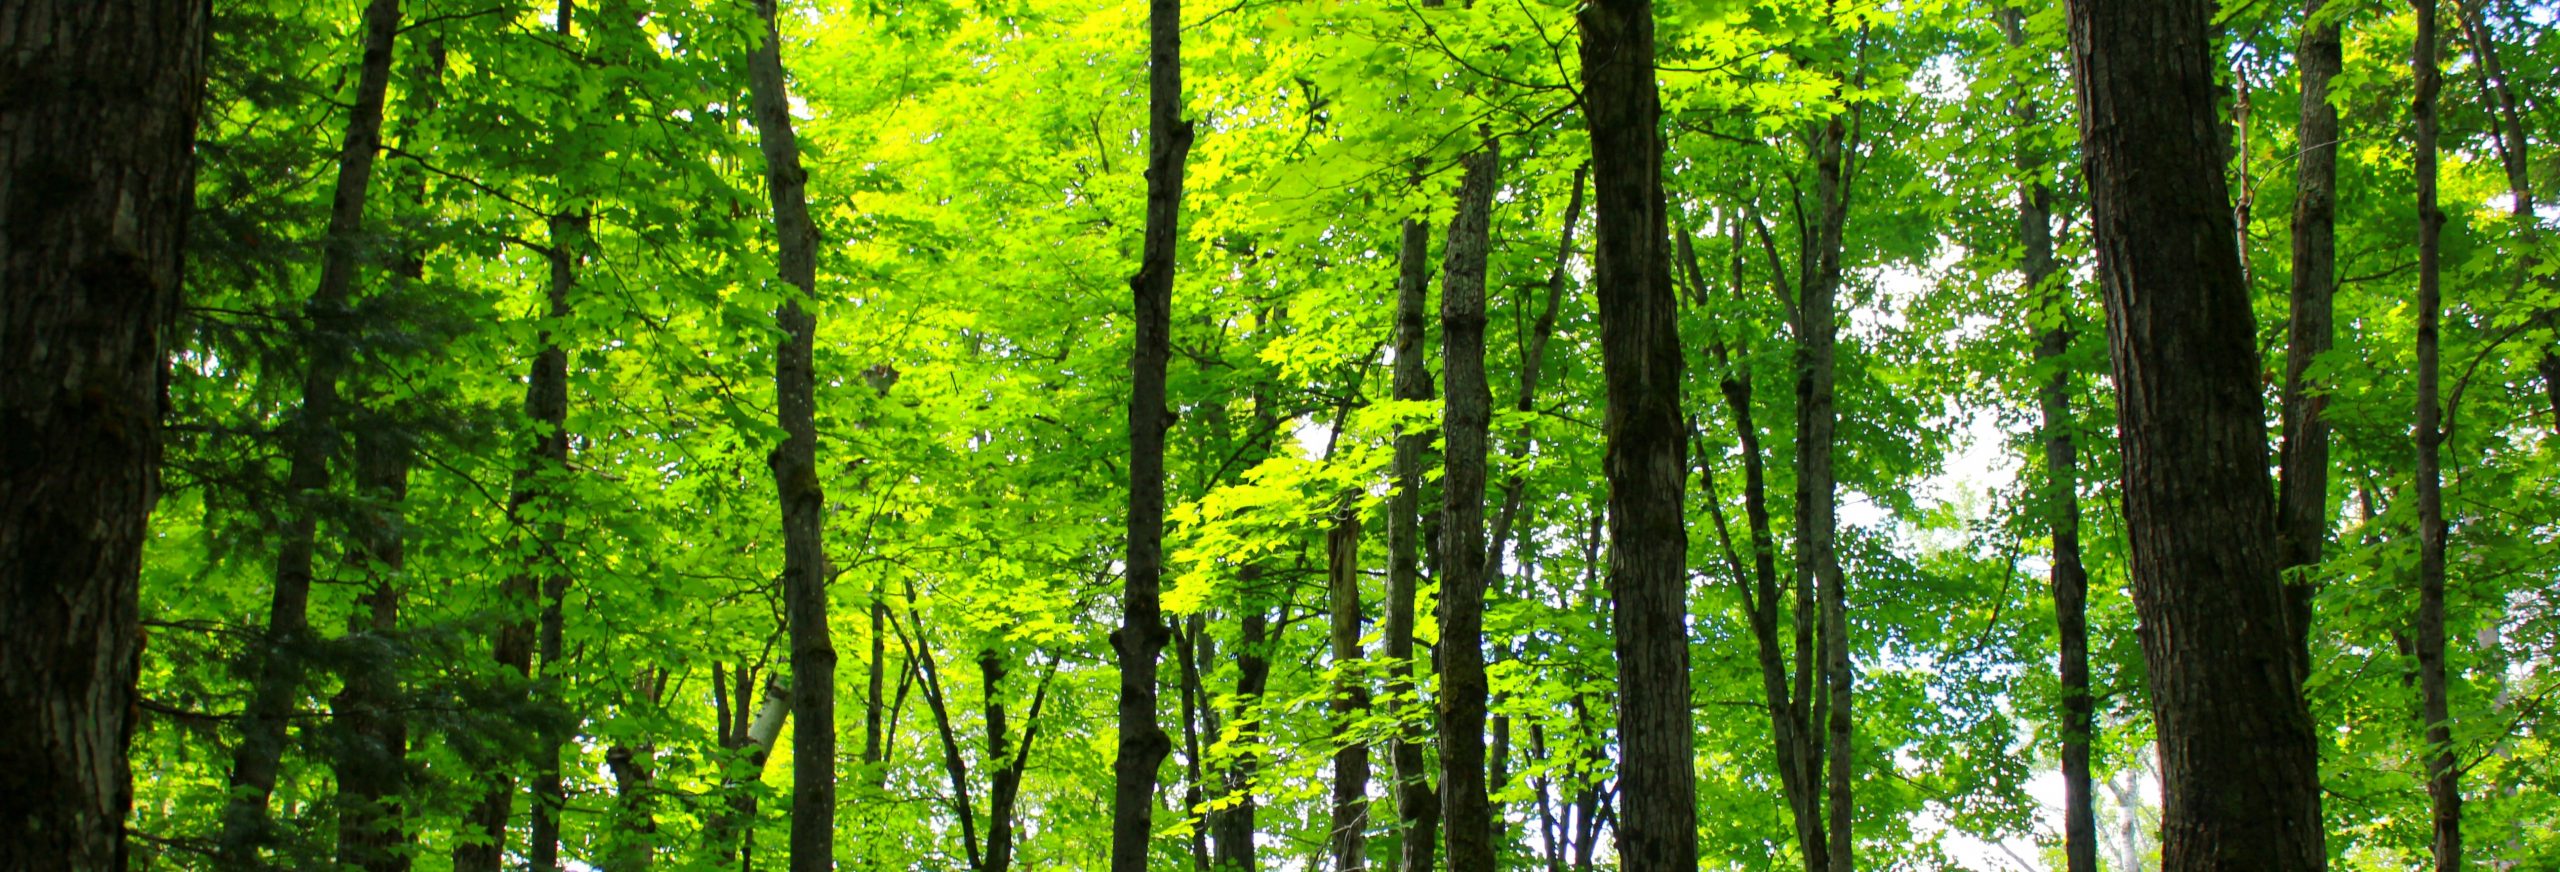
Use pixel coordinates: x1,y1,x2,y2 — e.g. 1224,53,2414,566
1177,615,1213,872
1113,0,1192,861
1486,164,1588,585
910,615,984,870
2063,0,2327,867
743,0,838,865
1327,507,1372,872
0,0,204,866
1387,212,1440,872
224,2,402,861
1437,142,1501,872
2000,9,2096,872
1681,218,1822,871
528,209,587,872
707,663,793,865
2279,0,2342,681
2451,0,2557,430
1577,1,1698,869
986,659,1052,872
2410,4,2460,868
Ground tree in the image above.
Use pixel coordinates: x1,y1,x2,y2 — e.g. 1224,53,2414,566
1114,0,1195,862
224,0,402,860
2063,0,2327,867
2409,1,2460,867
0,0,207,867
1437,141,1500,872
1577,2,1700,872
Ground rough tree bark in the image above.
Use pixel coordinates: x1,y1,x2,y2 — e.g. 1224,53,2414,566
2278,0,2341,680
1795,108,1856,872
2409,4,2460,868
1386,212,1440,872
1327,507,1371,872
744,0,839,865
1437,142,1500,872
2063,0,2327,867
1113,0,1193,862
0,7,205,867
223,1,401,862
2000,9,2095,872
1577,0,1700,870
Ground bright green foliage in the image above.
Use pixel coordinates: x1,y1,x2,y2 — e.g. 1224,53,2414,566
125,0,2558,868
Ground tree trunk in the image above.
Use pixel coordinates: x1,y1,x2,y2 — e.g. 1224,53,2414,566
1576,1,1699,870
333,422,414,872
1794,109,1856,872
2279,0,2341,679
1386,212,1441,872
743,1,839,866
2450,0,2556,431
0,1,204,862
1682,218,1822,871
224,1,401,861
985,656,1053,872
2000,9,2095,872
1327,508,1372,872
528,209,587,872
605,670,665,870
2062,1,2327,867
1437,143,1501,872
1113,0,1192,863
2409,4,2461,868
1213,593,1274,872
707,664,793,864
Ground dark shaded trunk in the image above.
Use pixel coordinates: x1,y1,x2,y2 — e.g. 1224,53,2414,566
744,0,838,865
224,1,401,861
333,424,413,872
2410,4,2460,868
1176,615,1213,872
1796,110,1855,872
1387,212,1441,872
0,1,204,865
2279,0,2342,679
1327,508,1372,872
1213,591,1273,872
910,617,984,870
1576,1,1698,870
986,656,1052,872
604,671,665,870
2062,0,2327,867
528,210,587,872
1113,0,1192,862
2000,9,2095,872
1437,143,1500,872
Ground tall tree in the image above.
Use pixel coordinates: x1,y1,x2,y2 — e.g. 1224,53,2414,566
222,0,402,860
1798,109,1855,872
1327,507,1371,872
1112,0,1194,860
2409,2,2460,867
1386,212,1440,872
0,0,207,866
743,0,840,865
2063,0,2327,868
2279,0,2343,678
2001,8,2096,872
2452,0,2558,429
1437,142,1500,872
1577,2,1700,872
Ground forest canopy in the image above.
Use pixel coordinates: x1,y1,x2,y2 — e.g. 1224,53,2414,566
2,0,2556,869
